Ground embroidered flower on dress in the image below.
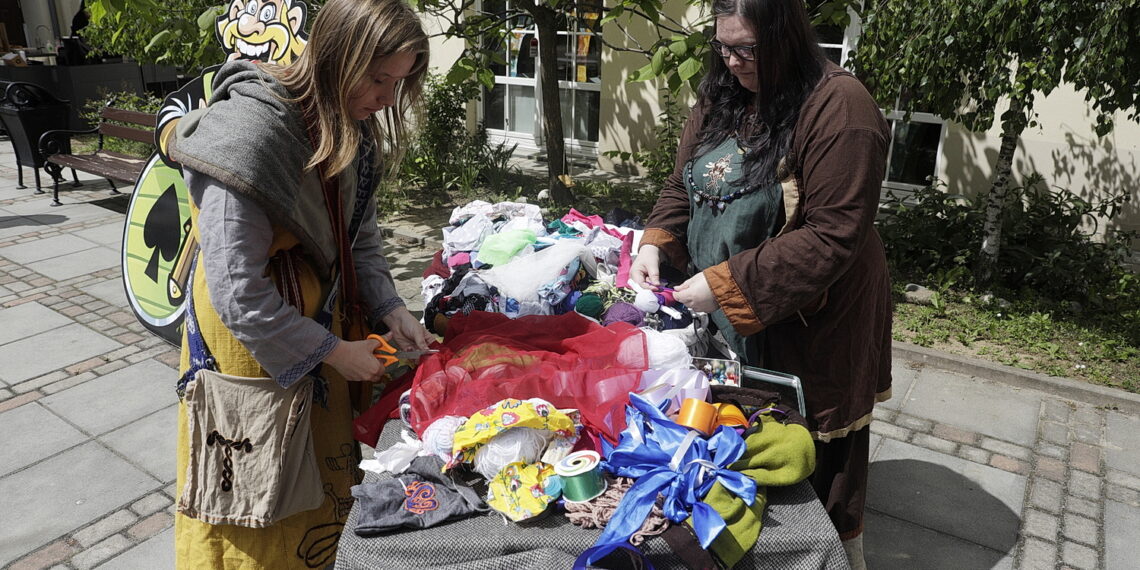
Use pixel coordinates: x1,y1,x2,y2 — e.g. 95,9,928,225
501,412,520,427
703,155,733,193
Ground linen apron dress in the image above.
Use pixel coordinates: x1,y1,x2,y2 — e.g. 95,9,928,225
684,136,783,364
175,199,359,569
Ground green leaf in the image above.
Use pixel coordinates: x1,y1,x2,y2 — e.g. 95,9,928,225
651,47,666,76
669,39,688,57
197,6,221,32
599,5,624,26
446,65,474,83
678,57,701,81
144,30,173,53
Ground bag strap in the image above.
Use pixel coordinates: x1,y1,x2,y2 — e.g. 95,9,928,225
175,134,376,399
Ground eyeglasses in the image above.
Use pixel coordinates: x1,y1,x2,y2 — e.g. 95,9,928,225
709,40,757,62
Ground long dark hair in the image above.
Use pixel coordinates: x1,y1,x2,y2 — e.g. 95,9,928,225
695,0,825,186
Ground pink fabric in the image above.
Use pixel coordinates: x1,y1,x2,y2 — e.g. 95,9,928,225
561,208,635,288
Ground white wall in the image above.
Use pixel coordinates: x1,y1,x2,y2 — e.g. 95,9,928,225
939,83,1140,261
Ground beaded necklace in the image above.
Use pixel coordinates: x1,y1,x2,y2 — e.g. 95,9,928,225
686,113,763,212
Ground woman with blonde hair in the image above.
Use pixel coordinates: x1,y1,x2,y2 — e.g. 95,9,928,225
168,0,433,566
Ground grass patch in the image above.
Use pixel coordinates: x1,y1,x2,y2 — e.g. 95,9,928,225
892,285,1139,392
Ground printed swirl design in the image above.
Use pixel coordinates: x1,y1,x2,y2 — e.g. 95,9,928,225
403,481,439,514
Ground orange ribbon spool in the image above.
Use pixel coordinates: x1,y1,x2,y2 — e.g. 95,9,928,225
676,398,718,436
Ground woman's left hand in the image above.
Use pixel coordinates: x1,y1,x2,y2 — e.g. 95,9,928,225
381,306,436,351
673,272,718,313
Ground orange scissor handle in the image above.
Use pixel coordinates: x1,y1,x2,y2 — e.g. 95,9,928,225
367,334,399,366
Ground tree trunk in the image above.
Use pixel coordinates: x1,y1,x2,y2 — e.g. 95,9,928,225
975,114,1022,287
529,4,574,205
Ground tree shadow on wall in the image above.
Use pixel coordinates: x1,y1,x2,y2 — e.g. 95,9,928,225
864,459,1021,569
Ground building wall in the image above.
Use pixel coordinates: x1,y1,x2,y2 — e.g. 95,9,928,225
939,84,1140,262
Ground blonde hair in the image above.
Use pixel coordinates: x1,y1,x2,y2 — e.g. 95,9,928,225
265,0,429,178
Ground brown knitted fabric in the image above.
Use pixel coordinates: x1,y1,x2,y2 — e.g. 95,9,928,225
563,476,671,545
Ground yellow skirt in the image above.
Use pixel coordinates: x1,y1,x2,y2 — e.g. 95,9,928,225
175,252,360,569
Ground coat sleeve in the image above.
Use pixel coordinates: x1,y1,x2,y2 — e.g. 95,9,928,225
639,104,707,270
704,75,891,335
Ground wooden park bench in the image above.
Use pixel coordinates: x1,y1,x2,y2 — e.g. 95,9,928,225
39,105,156,206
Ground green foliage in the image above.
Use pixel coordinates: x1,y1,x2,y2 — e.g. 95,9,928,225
570,179,658,222
603,89,685,184
850,0,1139,138
83,0,225,74
381,74,523,209
80,90,162,157
879,175,1139,312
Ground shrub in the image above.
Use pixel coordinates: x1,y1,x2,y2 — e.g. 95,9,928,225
80,90,162,158
878,174,1138,313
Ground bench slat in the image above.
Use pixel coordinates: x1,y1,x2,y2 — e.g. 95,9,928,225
48,151,147,183
101,107,157,128
100,122,156,145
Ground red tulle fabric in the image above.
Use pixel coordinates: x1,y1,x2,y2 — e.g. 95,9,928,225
407,311,648,444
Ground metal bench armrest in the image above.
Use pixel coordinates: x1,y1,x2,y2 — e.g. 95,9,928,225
39,126,100,158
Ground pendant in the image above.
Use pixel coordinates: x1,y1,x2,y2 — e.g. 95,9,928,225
694,193,703,204
717,201,726,212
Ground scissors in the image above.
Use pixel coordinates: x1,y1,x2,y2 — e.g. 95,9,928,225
367,334,437,367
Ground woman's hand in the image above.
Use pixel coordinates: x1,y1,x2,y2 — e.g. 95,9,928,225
381,306,436,351
323,338,386,382
630,244,662,289
674,272,718,313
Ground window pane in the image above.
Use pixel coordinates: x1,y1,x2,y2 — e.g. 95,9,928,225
509,31,537,78
822,47,842,65
888,121,941,186
508,85,536,134
576,33,601,83
815,24,844,44
557,33,574,82
560,88,599,142
483,84,505,130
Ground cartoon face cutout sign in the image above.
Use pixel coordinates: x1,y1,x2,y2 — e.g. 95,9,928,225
121,1,308,345
218,0,308,65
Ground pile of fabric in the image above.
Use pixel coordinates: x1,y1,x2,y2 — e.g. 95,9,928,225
348,201,817,569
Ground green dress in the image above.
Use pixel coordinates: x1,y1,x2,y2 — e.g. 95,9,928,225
684,137,784,363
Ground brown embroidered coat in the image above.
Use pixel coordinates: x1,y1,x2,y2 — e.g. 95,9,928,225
640,65,894,440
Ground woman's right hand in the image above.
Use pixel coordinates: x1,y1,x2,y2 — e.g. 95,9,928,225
630,244,662,289
323,338,386,382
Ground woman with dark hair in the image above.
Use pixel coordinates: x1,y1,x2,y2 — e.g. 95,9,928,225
629,0,892,566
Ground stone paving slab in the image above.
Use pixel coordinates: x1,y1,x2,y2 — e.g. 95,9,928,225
0,301,73,346
896,368,1043,446
39,360,177,436
79,276,129,307
100,526,175,569
1104,411,1140,476
879,358,919,411
72,222,126,249
869,438,1026,551
864,509,1014,570
0,401,86,477
0,234,101,265
100,404,178,483
0,322,122,384
26,245,121,282
0,441,160,567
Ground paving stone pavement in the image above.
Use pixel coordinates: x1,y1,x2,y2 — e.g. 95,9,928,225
1,142,1138,569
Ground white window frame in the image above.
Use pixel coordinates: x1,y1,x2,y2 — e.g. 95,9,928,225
478,3,602,159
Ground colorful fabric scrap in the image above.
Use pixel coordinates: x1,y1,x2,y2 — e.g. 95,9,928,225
486,461,561,522
450,398,577,468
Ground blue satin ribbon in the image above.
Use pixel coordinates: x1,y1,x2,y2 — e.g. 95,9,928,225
573,394,757,569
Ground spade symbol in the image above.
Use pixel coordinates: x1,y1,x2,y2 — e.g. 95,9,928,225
143,184,183,282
